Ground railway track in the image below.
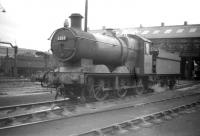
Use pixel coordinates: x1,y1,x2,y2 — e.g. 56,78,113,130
73,101,200,136
0,98,69,127
0,82,200,130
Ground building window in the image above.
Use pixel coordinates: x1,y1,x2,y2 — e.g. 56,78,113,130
164,29,172,34
142,30,150,34
189,28,197,33
176,29,184,33
152,30,160,34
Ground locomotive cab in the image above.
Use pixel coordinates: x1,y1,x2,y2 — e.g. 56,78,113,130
126,34,154,75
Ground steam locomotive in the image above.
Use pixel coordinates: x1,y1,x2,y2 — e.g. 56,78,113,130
45,13,180,101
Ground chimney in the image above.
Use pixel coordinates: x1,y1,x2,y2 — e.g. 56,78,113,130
69,13,83,30
184,21,187,25
161,22,164,27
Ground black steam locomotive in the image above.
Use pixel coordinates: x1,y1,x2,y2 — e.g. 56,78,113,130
45,13,180,101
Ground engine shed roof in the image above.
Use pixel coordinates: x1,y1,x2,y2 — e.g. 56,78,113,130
91,24,200,39
123,24,200,39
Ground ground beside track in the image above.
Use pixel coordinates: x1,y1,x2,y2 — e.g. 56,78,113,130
0,81,53,96
0,81,55,106
0,91,199,136
0,93,56,107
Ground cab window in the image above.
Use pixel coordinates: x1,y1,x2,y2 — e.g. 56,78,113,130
145,42,150,55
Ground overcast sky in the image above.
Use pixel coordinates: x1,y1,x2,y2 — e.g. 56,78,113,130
0,0,200,51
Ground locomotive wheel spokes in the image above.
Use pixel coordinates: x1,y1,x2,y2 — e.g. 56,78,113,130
116,88,127,98
116,79,127,98
93,86,109,101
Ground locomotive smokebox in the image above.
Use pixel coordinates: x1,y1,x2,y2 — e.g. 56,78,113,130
69,13,83,30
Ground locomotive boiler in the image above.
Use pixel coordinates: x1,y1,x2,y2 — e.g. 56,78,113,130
46,13,180,101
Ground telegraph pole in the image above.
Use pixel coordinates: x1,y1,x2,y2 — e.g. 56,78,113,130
84,0,88,32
